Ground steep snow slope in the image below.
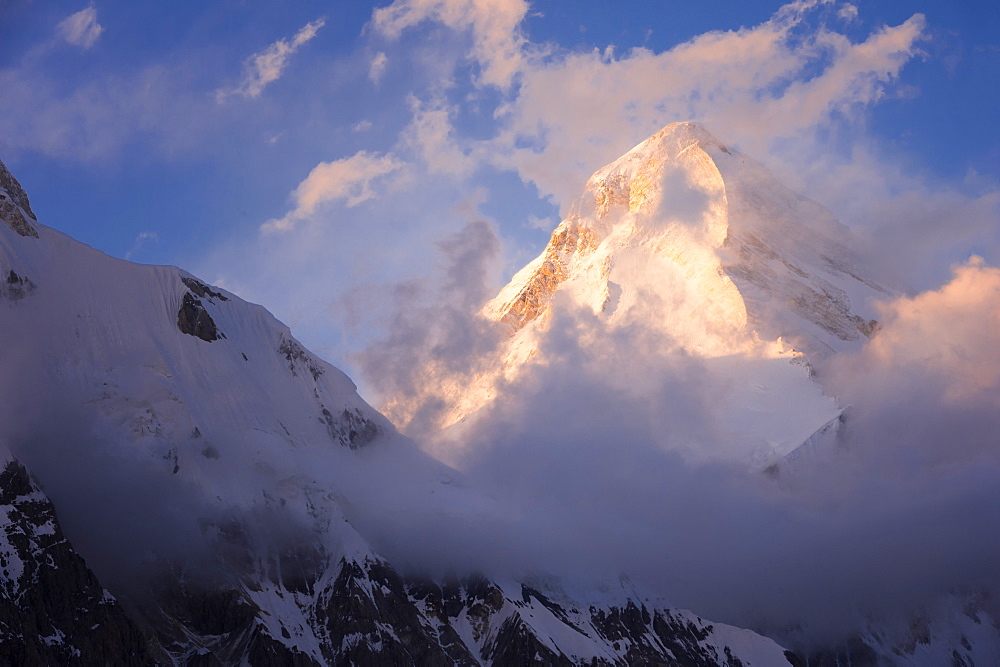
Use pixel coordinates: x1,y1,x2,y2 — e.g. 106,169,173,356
386,123,886,469
0,157,801,665
0,157,470,660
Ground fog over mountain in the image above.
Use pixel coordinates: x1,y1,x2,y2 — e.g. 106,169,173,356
2,97,999,667
355,124,1000,658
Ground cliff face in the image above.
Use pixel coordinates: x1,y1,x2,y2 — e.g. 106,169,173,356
0,159,39,238
491,223,600,332
0,458,150,665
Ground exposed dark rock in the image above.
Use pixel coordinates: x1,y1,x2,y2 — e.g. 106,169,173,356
0,159,39,238
177,292,221,342
2,268,36,300
315,557,479,666
181,276,229,302
487,613,575,665
319,406,380,449
279,335,324,380
801,635,880,666
147,583,316,665
0,160,36,220
0,459,150,665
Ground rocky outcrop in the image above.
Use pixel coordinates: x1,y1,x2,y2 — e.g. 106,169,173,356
319,406,380,449
125,548,793,666
177,292,222,342
313,558,479,665
0,458,150,665
176,275,228,342
181,276,229,302
0,159,39,238
491,222,600,332
147,584,317,665
309,560,793,666
2,268,35,300
280,335,324,380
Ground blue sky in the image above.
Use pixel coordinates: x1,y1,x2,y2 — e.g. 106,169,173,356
1,0,998,391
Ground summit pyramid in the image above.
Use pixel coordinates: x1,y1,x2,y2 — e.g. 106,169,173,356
386,122,888,467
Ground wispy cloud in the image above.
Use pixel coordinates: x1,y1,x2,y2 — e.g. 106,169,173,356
369,52,389,84
481,3,929,207
261,150,405,233
373,0,529,89
57,7,104,50
124,231,159,260
218,18,326,101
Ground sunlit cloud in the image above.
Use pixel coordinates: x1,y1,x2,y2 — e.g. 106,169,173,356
373,0,530,89
218,18,326,101
57,7,104,50
401,97,475,176
261,150,405,233
836,257,1000,404
483,4,928,207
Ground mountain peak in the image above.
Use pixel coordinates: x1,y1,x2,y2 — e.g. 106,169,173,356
389,122,887,442
487,120,885,354
582,120,734,228
604,120,727,166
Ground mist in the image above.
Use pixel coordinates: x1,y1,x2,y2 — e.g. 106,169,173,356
0,320,324,610
342,219,505,437
348,243,1000,652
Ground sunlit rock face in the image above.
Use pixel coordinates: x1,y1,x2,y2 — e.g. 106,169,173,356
387,122,887,468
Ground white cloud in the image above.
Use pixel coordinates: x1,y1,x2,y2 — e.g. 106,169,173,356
352,119,373,133
373,0,529,89
836,257,1000,405
401,97,475,176
261,151,405,233
369,1,929,215
124,231,158,260
57,7,104,50
485,4,927,208
220,18,325,100
369,52,389,84
838,3,860,21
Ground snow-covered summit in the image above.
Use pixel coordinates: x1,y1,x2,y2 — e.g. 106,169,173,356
487,121,887,356
389,122,888,468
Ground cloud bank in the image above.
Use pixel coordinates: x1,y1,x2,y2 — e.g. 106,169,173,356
346,258,1000,652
